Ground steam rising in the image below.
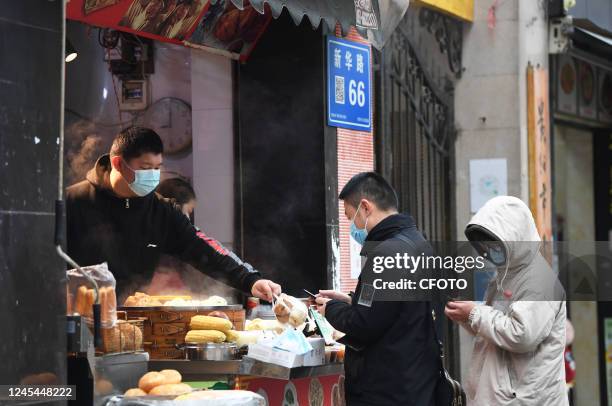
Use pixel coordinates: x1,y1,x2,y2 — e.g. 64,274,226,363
64,119,112,185
118,256,240,305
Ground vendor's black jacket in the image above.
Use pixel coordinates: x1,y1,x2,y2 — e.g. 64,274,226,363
325,213,439,406
65,155,261,297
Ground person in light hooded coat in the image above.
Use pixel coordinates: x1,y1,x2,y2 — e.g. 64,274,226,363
445,196,567,406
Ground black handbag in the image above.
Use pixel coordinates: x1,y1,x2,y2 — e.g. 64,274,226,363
429,304,466,406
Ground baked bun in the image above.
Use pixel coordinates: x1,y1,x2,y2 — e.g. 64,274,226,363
138,371,165,393
124,388,147,397
148,383,192,396
160,369,182,384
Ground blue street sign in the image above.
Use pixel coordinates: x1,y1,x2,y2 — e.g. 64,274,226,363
327,37,372,132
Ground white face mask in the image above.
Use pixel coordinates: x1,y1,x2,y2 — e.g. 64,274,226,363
124,160,160,197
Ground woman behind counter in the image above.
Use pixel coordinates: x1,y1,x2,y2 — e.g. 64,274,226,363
156,177,259,278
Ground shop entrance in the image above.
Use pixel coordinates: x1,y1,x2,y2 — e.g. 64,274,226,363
376,10,456,243
553,123,598,406
375,7,459,375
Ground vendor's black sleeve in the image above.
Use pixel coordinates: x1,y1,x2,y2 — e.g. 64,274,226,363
163,203,261,293
325,299,400,345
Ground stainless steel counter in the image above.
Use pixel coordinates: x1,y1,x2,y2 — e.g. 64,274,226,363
148,357,344,381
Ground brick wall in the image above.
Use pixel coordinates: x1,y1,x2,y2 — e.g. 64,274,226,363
335,27,375,293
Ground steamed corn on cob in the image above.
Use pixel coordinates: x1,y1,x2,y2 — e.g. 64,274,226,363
225,330,239,342
185,329,227,344
190,315,232,332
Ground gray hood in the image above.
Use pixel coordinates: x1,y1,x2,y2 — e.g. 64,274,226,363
467,196,542,291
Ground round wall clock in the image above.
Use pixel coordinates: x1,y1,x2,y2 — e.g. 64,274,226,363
139,97,192,155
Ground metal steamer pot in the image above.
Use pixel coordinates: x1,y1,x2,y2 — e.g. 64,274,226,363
176,342,238,360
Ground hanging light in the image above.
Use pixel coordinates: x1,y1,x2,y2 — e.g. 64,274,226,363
65,39,77,63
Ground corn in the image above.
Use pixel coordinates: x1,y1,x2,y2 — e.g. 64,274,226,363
225,330,239,342
190,315,232,332
185,330,226,344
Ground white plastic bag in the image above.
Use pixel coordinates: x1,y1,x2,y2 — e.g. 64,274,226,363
66,262,117,328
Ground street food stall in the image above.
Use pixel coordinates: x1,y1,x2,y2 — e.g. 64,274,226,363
67,267,345,405
57,1,410,405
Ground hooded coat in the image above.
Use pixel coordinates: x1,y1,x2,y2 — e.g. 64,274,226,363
463,196,567,406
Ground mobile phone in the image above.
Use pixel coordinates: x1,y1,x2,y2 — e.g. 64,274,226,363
303,288,317,299
446,295,463,302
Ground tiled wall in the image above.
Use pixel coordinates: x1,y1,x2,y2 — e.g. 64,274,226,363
335,28,375,293
190,51,234,248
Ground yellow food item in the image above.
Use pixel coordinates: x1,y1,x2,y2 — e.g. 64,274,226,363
138,371,166,393
123,293,163,307
99,287,109,324
124,388,147,397
225,330,263,347
148,383,192,396
123,295,139,307
185,329,227,344
190,315,233,332
75,286,89,316
246,318,285,334
159,369,182,384
224,330,240,342
85,289,95,317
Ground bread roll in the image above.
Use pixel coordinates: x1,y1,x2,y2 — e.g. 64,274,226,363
124,295,139,307
100,287,109,324
138,371,166,393
148,383,192,396
119,322,143,352
85,288,95,317
106,287,117,324
160,369,182,384
75,286,89,315
124,388,147,397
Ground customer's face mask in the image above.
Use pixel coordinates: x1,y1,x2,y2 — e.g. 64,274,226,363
124,159,160,197
350,202,369,245
481,241,506,266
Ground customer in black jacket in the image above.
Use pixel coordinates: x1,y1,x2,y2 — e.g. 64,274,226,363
65,126,281,301
316,172,439,406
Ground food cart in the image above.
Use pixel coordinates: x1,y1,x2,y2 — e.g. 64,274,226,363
68,288,345,406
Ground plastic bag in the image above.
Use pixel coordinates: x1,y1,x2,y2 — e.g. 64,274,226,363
271,328,313,355
66,262,117,328
272,293,308,330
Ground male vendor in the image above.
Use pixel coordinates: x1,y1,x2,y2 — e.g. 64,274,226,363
65,126,281,301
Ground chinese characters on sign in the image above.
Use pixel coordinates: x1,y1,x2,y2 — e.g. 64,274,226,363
527,65,553,244
327,37,372,132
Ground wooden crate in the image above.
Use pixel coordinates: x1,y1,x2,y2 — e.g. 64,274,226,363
121,307,245,359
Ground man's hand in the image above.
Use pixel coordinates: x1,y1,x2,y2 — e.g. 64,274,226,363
445,301,476,323
315,297,331,317
251,279,282,302
317,290,351,304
